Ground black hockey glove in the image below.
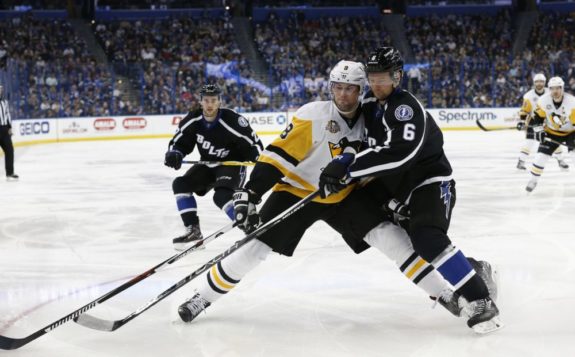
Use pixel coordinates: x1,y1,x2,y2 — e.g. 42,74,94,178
164,149,183,170
319,153,354,199
533,126,546,143
233,189,261,234
383,199,410,224
516,121,526,131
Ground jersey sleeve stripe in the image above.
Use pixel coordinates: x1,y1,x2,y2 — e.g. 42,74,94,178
219,119,257,146
173,115,202,144
266,144,300,167
349,97,427,178
258,154,315,191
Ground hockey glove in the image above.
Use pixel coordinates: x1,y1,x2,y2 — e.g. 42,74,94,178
164,149,183,170
233,189,261,233
533,126,546,143
383,199,410,224
516,121,526,131
319,153,355,199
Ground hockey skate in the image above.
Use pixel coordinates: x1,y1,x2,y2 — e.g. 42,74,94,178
557,159,569,171
432,289,464,317
178,293,211,323
466,297,503,334
468,258,498,302
6,174,19,181
173,224,204,251
525,178,537,193
516,159,526,170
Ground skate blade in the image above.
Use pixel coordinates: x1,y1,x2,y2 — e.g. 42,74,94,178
173,242,205,252
6,177,19,182
472,316,504,334
490,265,499,303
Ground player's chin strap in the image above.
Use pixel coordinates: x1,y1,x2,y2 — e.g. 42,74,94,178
73,190,321,333
334,101,360,118
0,222,236,350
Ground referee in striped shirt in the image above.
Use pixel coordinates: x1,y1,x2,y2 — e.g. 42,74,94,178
0,84,18,181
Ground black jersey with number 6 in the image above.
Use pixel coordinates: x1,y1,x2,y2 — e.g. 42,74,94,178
168,108,263,162
349,88,452,201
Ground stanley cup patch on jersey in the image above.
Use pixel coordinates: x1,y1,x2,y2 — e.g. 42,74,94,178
325,120,341,133
395,105,414,121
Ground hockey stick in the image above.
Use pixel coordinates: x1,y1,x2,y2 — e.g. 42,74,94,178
544,137,575,150
182,160,255,166
0,222,235,350
476,119,517,131
74,190,321,332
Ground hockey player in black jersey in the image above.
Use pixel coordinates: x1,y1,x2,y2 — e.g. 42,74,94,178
164,84,263,250
319,47,502,334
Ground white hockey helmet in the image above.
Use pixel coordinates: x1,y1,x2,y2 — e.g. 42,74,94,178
548,76,564,88
329,60,367,94
533,73,546,83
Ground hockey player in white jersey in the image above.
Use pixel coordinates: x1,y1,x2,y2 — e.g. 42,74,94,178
516,73,568,170
176,60,472,325
526,76,575,192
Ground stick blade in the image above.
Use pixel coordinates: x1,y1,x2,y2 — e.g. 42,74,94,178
74,314,117,332
0,335,25,350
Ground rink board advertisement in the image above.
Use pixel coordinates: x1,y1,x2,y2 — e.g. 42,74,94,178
428,108,518,129
12,108,517,146
13,112,288,146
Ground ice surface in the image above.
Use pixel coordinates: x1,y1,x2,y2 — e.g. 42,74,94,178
1,131,574,356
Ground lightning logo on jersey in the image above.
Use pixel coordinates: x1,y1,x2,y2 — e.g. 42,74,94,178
440,181,452,219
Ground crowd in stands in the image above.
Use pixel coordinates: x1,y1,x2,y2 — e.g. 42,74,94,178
405,10,515,108
404,10,575,108
96,0,222,10
0,0,67,10
254,12,392,108
93,15,268,114
0,15,121,119
2,9,575,118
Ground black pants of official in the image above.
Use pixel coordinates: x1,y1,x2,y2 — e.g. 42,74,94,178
0,126,14,176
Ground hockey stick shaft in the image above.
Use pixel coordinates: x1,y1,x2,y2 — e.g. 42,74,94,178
75,190,320,332
544,137,575,150
0,222,235,350
475,119,517,131
182,160,255,166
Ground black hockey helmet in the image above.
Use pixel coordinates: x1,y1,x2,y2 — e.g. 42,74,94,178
199,83,222,97
366,46,404,74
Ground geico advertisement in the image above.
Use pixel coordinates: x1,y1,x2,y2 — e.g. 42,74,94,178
428,108,518,128
12,118,57,143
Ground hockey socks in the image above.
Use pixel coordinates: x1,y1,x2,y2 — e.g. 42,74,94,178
364,222,452,298
222,200,235,220
175,193,199,226
198,239,272,303
530,152,551,179
431,245,488,301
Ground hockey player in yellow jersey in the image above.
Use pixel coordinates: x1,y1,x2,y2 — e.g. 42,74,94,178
516,73,568,170
176,60,470,325
526,76,575,192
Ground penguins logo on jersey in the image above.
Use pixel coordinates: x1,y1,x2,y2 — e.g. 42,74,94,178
328,141,344,158
551,113,567,127
395,105,414,121
326,120,341,134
